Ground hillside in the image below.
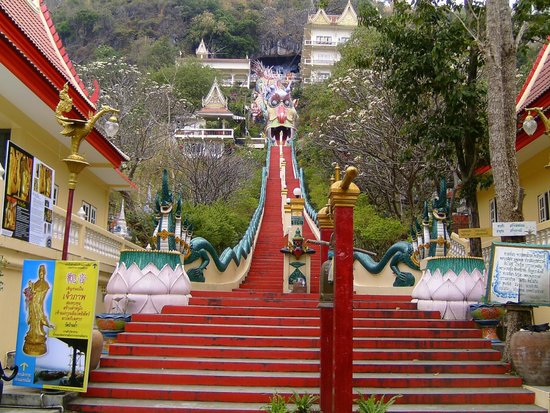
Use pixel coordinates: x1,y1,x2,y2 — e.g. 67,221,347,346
44,0,359,66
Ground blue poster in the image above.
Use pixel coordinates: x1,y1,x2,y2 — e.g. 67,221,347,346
13,260,56,388
13,259,97,391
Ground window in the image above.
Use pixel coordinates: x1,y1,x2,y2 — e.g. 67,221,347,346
316,36,332,44
0,129,11,170
538,192,549,223
81,201,97,224
489,198,498,223
53,185,58,206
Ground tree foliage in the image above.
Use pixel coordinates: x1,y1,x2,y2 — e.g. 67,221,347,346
152,60,218,110
78,57,191,182
45,0,323,65
353,0,491,256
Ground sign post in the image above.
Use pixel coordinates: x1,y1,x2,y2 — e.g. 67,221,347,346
487,243,550,305
492,221,537,237
458,228,493,238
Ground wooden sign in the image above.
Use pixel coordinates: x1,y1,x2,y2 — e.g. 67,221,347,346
487,242,550,306
458,227,492,238
492,221,537,237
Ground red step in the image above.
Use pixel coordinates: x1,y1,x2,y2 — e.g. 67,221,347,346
68,144,544,413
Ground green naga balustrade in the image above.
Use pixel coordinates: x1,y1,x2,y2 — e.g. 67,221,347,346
183,141,271,282
289,140,419,287
184,138,419,287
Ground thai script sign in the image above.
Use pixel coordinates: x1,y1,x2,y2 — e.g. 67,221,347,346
487,242,550,306
492,221,537,237
14,260,99,392
458,227,493,238
2,142,54,247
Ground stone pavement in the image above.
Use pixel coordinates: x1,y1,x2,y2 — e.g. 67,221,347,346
0,380,76,412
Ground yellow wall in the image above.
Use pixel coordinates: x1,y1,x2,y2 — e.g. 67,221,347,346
0,96,111,227
477,138,550,325
478,144,550,229
0,94,118,363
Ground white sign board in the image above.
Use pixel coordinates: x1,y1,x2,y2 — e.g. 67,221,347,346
492,221,537,237
487,242,550,305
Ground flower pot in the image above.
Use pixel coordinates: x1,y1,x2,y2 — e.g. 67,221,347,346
510,330,550,385
96,313,131,333
469,304,506,342
95,313,131,354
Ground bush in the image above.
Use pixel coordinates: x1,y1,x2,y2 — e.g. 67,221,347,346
356,394,401,413
354,194,408,257
262,392,319,413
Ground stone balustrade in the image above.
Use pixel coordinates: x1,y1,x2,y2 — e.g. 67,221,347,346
450,221,550,265
52,205,142,264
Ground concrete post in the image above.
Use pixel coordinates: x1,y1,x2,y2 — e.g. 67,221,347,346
329,166,359,412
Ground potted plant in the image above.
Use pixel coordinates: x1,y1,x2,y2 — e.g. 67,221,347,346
95,294,133,353
469,302,506,342
262,393,288,413
262,392,319,412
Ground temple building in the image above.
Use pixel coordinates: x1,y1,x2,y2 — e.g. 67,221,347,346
174,78,235,158
300,0,358,84
180,39,251,88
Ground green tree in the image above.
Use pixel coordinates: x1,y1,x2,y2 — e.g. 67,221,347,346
297,25,449,224
357,0,489,256
153,60,217,110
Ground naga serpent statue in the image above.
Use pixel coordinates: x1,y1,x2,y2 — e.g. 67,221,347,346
183,164,268,282
354,241,418,287
351,180,450,287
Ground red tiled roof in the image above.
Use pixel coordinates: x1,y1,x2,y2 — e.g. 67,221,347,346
0,0,91,104
514,39,550,153
516,39,550,112
0,0,129,170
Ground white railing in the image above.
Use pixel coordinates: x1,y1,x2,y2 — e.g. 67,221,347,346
52,206,142,263
250,73,301,83
304,40,338,47
302,59,337,66
450,221,550,265
174,128,234,140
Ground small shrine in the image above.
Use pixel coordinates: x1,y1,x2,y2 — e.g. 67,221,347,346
110,199,131,240
103,170,192,315
174,78,235,158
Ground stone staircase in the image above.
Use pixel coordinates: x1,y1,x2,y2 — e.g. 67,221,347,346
68,291,544,412
66,145,544,412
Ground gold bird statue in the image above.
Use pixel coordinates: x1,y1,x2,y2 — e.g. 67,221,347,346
55,82,119,160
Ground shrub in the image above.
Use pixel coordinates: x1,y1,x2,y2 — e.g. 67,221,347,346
356,394,401,413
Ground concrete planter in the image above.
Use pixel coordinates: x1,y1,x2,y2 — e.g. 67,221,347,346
510,330,550,385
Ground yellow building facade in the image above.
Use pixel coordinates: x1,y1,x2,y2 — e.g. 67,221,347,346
474,40,550,323
0,0,140,363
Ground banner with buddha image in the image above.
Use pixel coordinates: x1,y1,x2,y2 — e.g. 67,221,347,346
13,260,99,392
2,141,54,247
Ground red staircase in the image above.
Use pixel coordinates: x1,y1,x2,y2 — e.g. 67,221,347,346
238,145,285,292
283,145,321,293
238,144,321,293
68,144,544,412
